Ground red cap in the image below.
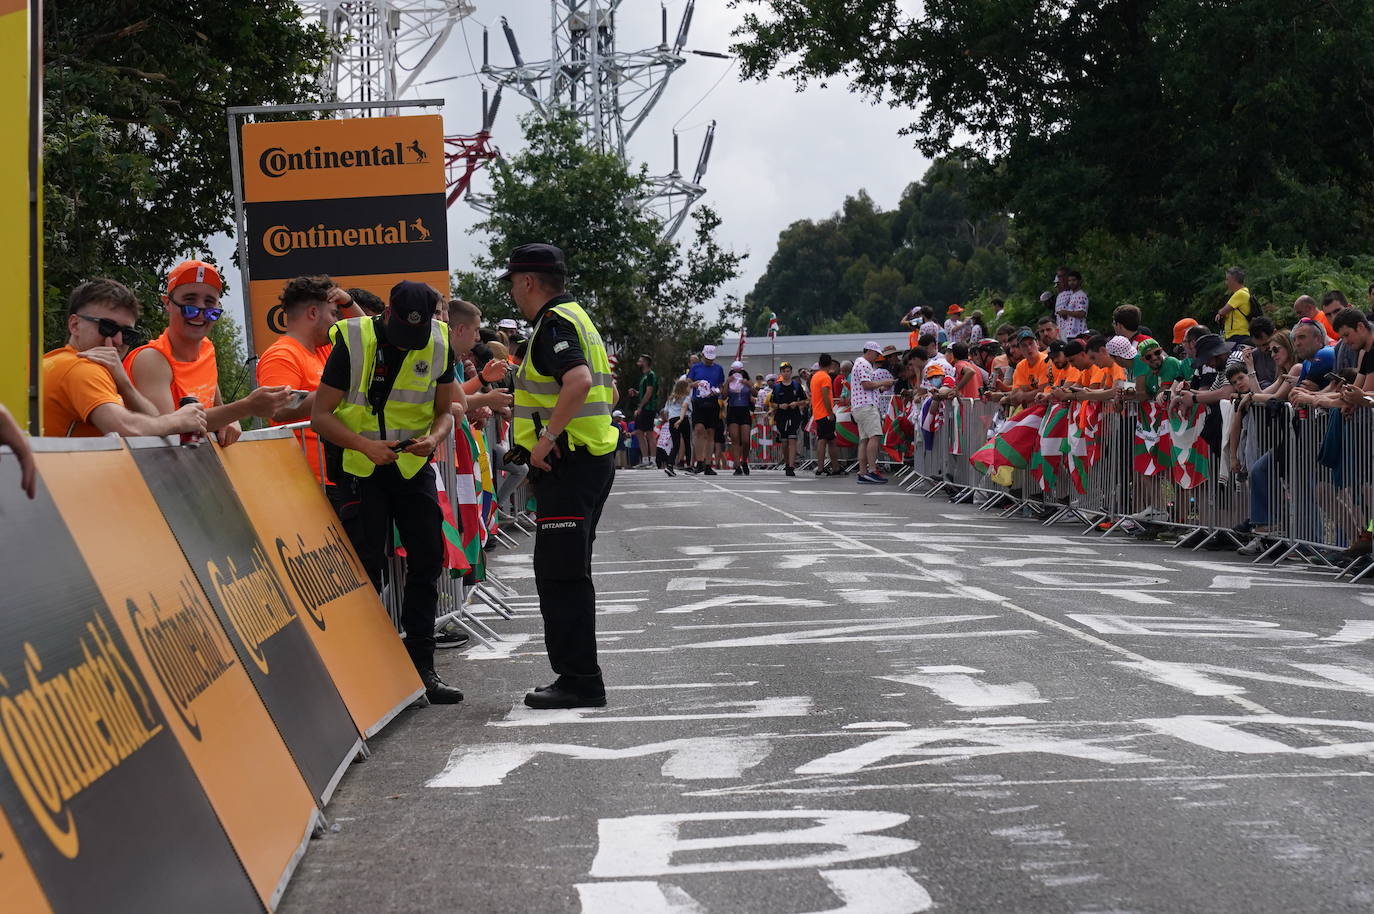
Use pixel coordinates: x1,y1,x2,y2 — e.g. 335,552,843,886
167,260,223,295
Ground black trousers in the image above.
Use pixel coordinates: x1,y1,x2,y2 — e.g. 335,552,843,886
533,448,616,692
347,462,443,674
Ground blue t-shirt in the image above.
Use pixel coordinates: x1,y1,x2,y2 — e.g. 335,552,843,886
687,362,725,400
1301,346,1335,387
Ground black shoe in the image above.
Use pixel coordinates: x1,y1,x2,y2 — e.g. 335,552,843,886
742,463,750,475
686,464,702,474
421,670,464,704
434,623,470,649
703,466,718,476
785,466,796,477
524,684,607,709
664,465,676,477
733,466,744,476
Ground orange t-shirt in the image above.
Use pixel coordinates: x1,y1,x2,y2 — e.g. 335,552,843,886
124,331,219,408
907,329,920,350
42,346,123,437
258,334,332,484
1314,311,1336,339
953,360,981,399
810,370,834,418
1012,352,1051,390
1085,363,1126,389
1049,364,1081,387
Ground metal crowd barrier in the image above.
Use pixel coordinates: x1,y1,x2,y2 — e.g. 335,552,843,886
885,395,1374,578
275,419,530,648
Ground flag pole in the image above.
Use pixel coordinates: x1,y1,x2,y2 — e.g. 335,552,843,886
771,337,775,374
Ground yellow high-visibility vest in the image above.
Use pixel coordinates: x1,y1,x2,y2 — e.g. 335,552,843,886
329,316,448,478
513,301,618,456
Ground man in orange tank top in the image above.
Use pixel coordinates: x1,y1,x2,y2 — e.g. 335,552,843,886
125,260,292,444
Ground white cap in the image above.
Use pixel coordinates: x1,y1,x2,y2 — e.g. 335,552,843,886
730,360,744,369
612,409,624,418
702,344,718,359
1039,291,1053,302
498,318,519,329
863,340,881,353
1106,335,1138,360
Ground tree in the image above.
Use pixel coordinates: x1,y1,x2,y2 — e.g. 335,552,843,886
744,156,1013,334
43,0,333,348
452,112,745,395
731,0,1374,327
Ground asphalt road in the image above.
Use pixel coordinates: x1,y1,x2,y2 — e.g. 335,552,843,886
279,466,1374,914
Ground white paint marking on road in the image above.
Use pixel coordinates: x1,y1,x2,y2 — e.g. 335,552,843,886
426,736,774,788
491,697,815,727
658,594,830,615
683,770,1374,799
843,721,912,730
623,501,702,509
1114,661,1248,696
1098,589,1173,605
983,557,1169,570
1324,620,1374,644
1015,571,1169,588
605,682,759,690
880,670,1046,709
690,477,1281,720
1140,715,1374,758
795,724,1155,775
677,544,863,556
462,634,532,660
678,620,1035,651
588,810,918,878
622,525,715,532
833,589,963,604
666,576,800,592
576,881,707,914
1067,614,1315,639
1117,660,1374,696
822,570,961,585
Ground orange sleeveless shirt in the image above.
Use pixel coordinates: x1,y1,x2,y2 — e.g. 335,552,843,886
124,331,219,406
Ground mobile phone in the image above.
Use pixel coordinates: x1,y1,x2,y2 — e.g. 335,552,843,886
391,438,417,452
286,389,310,409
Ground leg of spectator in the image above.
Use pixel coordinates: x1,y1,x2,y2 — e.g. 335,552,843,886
1249,451,1271,527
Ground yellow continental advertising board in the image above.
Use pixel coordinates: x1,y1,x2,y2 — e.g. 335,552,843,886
239,115,449,358
1,0,34,427
39,443,321,910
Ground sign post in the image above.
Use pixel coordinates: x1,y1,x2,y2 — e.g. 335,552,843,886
2,0,40,431
227,100,449,365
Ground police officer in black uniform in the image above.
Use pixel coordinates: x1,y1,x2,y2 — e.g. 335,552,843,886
503,244,619,710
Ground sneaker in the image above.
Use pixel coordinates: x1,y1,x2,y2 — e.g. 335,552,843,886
1128,506,1171,524
1237,536,1266,556
703,465,718,476
814,467,827,477
785,466,796,477
663,465,676,477
872,473,889,484
742,463,750,475
830,465,848,476
435,620,470,649
857,473,880,484
733,466,744,476
687,464,703,474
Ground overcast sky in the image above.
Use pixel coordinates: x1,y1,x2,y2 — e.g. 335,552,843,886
215,0,930,330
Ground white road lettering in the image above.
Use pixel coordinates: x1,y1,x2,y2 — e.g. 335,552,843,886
880,668,1046,709
576,869,933,914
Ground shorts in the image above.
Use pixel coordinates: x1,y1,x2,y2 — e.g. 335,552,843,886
815,416,836,441
775,413,802,441
635,408,655,430
726,406,752,427
852,403,882,440
691,398,720,430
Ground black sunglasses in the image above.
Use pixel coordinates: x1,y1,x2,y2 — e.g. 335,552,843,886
77,313,144,347
179,304,223,322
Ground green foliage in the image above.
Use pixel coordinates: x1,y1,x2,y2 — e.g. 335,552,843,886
732,0,1374,335
452,112,745,391
745,156,1013,334
43,0,333,350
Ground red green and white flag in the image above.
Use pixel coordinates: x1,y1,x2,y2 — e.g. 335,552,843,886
970,403,1052,488
1038,403,1074,493
1133,401,1173,477
947,398,964,455
882,395,914,461
454,425,486,580
767,312,779,339
1169,403,1212,490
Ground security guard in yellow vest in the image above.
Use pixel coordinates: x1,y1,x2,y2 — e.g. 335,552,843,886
312,280,463,704
504,244,619,710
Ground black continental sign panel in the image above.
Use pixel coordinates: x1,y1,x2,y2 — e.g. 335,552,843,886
244,193,448,282
129,442,361,802
0,459,263,913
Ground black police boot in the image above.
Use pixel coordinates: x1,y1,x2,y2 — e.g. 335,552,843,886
421,669,464,704
524,684,607,710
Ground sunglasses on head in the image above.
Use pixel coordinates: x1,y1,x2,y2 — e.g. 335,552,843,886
77,313,144,347
178,304,223,322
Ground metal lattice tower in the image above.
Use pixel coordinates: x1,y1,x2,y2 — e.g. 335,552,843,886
300,0,476,107
481,0,716,240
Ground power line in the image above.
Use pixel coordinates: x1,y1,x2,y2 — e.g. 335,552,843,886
673,58,735,132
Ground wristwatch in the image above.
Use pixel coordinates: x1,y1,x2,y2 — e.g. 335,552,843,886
540,427,558,441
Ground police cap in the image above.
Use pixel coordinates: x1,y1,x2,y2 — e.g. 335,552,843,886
498,243,567,280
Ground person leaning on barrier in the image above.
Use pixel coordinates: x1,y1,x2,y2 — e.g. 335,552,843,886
502,243,619,710
44,279,206,439
311,280,463,705
125,261,291,445
258,276,361,497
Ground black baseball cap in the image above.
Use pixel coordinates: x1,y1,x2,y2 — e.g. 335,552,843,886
498,243,567,280
385,280,439,350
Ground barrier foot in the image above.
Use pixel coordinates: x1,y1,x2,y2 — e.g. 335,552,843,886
474,586,517,620
485,571,520,598
1346,558,1374,582
354,743,371,762
439,606,501,648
